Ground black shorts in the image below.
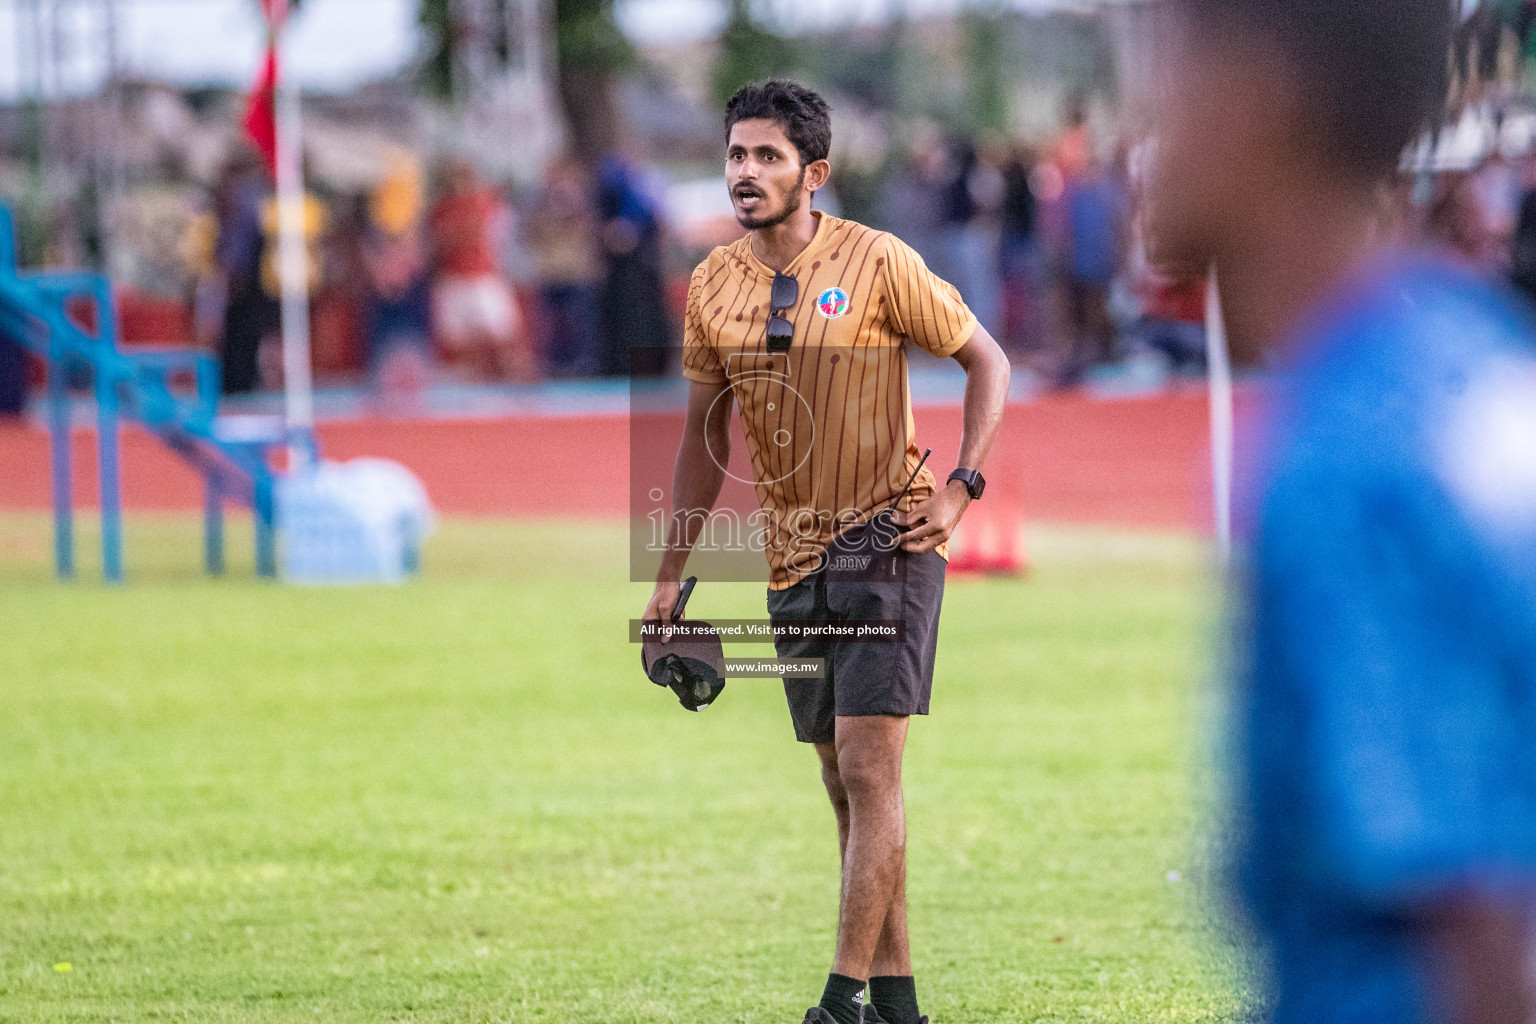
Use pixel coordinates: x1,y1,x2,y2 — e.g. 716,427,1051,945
766,546,946,745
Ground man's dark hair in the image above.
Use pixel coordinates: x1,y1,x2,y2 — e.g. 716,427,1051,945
1179,0,1450,177
724,80,833,166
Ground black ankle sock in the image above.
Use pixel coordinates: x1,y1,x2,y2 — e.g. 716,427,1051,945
818,973,866,1024
869,975,920,1024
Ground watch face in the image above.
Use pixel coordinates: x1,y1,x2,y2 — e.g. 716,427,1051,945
951,470,984,499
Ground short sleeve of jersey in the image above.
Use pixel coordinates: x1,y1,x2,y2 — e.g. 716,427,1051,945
878,233,979,358
681,261,727,384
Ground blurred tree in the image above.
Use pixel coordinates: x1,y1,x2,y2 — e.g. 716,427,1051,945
711,0,795,108
961,9,1008,136
552,0,634,161
798,18,902,110
14,113,47,268
795,18,907,226
418,0,455,99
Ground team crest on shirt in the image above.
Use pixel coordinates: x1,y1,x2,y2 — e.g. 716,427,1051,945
816,287,850,319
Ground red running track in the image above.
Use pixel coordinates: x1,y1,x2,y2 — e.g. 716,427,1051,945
0,393,1217,530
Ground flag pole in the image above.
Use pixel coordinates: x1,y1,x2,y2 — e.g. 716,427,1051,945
1206,265,1233,566
272,0,314,469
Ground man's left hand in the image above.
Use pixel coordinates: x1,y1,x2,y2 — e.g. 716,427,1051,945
894,480,971,554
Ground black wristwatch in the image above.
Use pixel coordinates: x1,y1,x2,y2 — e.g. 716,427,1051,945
947,468,985,500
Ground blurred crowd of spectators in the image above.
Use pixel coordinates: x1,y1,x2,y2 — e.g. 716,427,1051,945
190,145,675,407
876,111,1536,385
877,100,1204,387
10,97,1536,418
185,95,1204,403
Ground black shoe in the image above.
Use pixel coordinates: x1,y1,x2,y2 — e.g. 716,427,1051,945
858,1005,928,1024
802,1010,840,1024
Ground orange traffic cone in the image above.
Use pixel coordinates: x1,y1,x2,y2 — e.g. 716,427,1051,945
947,449,1028,577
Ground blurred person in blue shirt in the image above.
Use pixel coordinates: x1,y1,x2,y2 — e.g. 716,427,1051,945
1062,153,1127,377
1148,1,1536,1022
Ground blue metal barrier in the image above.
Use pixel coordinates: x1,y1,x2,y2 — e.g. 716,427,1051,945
0,205,300,581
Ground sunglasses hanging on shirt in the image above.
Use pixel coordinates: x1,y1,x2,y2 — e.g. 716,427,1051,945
766,272,799,353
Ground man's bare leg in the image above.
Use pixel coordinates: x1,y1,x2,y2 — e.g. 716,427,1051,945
869,852,911,978
813,715,910,980
815,739,912,979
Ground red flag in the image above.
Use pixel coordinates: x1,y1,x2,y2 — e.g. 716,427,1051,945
242,47,277,174
242,0,287,175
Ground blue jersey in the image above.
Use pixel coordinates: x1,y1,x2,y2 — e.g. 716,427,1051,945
1234,255,1536,1024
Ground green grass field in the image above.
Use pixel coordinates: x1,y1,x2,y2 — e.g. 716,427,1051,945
0,514,1251,1023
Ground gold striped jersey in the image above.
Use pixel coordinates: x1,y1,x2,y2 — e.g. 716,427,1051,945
682,211,978,589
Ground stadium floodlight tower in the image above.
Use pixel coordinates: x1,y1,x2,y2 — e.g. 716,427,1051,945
446,0,561,183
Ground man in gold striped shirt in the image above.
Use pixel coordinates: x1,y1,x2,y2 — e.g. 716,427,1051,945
643,81,1011,1024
